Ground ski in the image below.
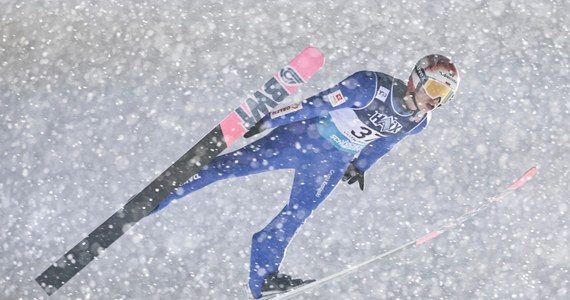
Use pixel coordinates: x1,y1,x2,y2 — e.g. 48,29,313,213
266,166,538,300
36,47,325,296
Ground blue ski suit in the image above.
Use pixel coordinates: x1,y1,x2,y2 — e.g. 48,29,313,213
154,71,430,298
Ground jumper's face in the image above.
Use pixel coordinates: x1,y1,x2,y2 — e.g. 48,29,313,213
413,84,442,112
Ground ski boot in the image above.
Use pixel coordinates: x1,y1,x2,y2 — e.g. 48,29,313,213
261,272,315,296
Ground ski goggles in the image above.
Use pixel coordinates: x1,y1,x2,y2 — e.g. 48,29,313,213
421,78,455,105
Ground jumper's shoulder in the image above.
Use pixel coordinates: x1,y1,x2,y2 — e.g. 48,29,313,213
347,70,378,85
348,71,404,90
335,71,378,106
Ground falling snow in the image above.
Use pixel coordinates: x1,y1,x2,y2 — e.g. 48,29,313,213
1,0,568,299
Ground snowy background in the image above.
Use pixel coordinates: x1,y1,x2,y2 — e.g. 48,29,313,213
1,0,568,299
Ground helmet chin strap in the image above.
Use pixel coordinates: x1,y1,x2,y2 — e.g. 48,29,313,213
411,80,427,111
405,78,426,118
409,85,428,120
410,91,421,112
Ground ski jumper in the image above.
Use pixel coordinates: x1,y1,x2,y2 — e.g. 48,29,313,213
153,71,431,298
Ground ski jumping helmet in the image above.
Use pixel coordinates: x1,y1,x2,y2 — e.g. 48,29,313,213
408,54,460,107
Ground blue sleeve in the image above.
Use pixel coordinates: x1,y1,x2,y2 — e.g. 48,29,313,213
259,71,377,129
353,116,429,172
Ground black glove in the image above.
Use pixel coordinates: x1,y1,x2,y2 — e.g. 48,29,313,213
244,120,268,138
342,163,365,191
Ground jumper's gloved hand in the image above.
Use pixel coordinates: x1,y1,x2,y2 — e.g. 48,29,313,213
244,120,268,138
342,163,365,191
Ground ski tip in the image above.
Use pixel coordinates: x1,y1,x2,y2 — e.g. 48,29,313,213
300,47,325,66
304,46,325,56
508,166,538,190
525,166,538,177
287,47,325,84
